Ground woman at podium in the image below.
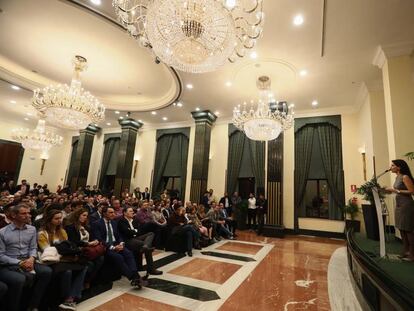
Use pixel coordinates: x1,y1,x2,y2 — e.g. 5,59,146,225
385,159,414,261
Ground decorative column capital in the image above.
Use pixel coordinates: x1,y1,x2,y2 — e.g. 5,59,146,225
191,110,217,125
81,124,101,135
118,117,143,130
372,42,414,69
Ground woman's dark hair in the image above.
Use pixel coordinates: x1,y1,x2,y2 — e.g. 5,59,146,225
66,208,89,229
41,209,63,235
392,159,414,182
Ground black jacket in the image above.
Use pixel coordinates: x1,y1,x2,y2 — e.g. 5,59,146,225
65,224,90,247
117,217,140,241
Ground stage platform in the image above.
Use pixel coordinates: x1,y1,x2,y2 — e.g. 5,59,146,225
347,231,414,311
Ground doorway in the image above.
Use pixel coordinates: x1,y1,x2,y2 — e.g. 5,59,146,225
0,139,24,186
238,177,255,199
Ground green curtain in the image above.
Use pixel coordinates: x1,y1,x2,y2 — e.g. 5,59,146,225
294,126,315,214
66,140,78,187
99,138,119,188
177,134,189,200
317,124,345,220
227,131,246,195
248,139,265,193
152,135,174,196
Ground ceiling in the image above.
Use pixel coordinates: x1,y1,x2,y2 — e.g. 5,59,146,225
1,0,414,130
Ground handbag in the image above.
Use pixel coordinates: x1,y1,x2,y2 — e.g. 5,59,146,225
82,243,106,260
54,240,82,256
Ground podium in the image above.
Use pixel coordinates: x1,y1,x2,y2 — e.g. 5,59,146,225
362,203,380,240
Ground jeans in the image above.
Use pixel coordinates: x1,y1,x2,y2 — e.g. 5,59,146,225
0,263,52,311
60,266,88,299
247,209,257,229
86,255,105,282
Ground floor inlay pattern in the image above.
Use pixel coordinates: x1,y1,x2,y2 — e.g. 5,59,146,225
78,233,345,311
168,258,242,284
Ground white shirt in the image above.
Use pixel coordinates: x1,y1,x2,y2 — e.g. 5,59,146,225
248,197,257,209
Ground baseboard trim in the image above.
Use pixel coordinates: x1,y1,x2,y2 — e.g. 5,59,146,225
285,228,346,239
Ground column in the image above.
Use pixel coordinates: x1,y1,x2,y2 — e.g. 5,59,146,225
373,43,414,171
189,110,217,203
114,117,143,198
69,124,100,191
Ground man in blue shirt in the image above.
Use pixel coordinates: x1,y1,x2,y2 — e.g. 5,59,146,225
0,204,52,311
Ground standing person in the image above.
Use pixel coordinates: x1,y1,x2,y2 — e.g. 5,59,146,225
142,187,150,201
247,193,257,230
231,192,242,222
0,204,52,311
256,194,268,235
134,187,142,200
385,160,414,261
38,209,88,310
219,192,232,216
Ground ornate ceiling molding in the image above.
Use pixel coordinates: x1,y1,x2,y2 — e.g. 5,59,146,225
373,41,414,69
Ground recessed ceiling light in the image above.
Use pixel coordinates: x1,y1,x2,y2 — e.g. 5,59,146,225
215,111,220,115
195,107,200,111
250,51,258,59
293,14,304,26
225,81,232,87
11,85,20,90
162,117,168,121
26,112,33,116
312,100,318,107
10,100,16,104
115,111,120,114
24,117,29,121
289,103,295,108
177,102,183,107
225,0,236,9
106,122,111,126
90,0,101,5
299,70,308,76
138,119,143,123
151,111,157,115
186,84,193,89
119,116,124,120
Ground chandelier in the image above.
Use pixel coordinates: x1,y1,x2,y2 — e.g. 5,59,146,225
32,56,105,130
232,76,294,141
11,119,63,151
113,0,264,73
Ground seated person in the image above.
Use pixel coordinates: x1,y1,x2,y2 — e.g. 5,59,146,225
0,204,52,311
118,207,162,275
38,209,88,310
197,204,214,242
65,208,105,285
167,206,200,256
0,204,12,229
187,205,210,240
207,203,233,240
91,206,144,288
89,202,105,224
219,202,237,238
135,202,164,247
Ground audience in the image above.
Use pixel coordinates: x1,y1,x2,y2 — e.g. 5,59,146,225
0,180,260,308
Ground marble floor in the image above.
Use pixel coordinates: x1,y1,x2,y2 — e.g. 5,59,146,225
78,231,349,311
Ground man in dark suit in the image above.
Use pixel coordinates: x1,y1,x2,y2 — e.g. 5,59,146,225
16,179,30,196
118,207,162,275
142,187,150,201
91,205,143,288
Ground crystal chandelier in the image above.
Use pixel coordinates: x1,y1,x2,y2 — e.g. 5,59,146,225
32,56,105,130
113,0,264,73
11,119,63,151
232,76,294,141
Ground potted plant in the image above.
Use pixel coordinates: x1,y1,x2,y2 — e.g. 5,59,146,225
355,178,385,240
342,197,361,232
405,152,414,161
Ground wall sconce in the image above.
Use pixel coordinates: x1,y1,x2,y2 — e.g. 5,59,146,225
133,159,139,178
40,150,50,176
358,146,367,181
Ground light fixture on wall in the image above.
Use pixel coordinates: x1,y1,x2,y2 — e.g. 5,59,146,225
40,150,49,176
11,117,63,151
232,76,294,141
32,56,105,130
358,146,367,181
112,0,264,73
133,159,139,178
